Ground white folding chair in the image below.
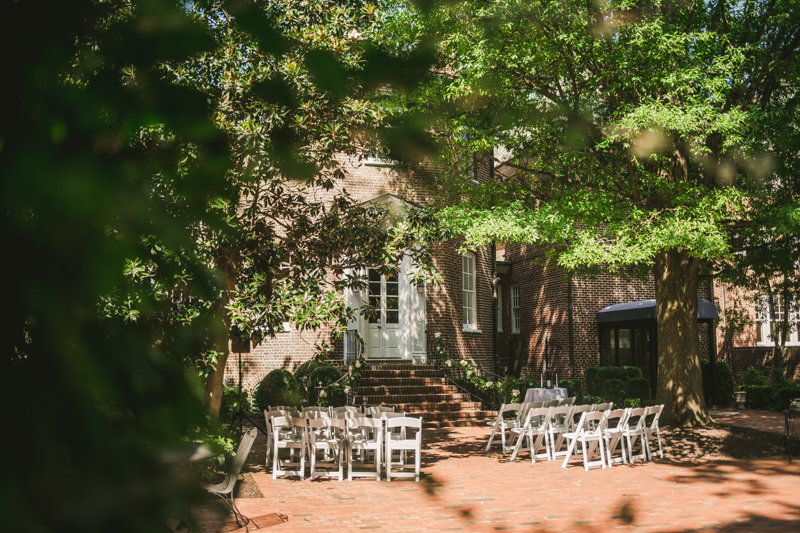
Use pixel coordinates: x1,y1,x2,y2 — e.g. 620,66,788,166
622,407,648,464
269,405,296,412
547,405,574,460
485,403,522,453
561,397,576,406
510,407,552,463
346,417,383,481
264,409,298,465
308,417,345,481
603,408,631,466
643,405,664,460
560,410,608,471
365,405,395,416
385,417,422,482
544,399,561,408
271,416,306,479
592,402,613,412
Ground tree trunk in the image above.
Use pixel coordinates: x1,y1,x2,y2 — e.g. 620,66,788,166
204,260,238,420
654,248,712,426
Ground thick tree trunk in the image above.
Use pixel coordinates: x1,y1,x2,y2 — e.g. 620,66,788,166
204,264,238,420
654,248,712,426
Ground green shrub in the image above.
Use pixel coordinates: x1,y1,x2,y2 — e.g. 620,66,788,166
700,360,735,405
307,364,342,405
583,395,603,405
738,366,770,387
623,398,641,408
219,385,251,423
742,385,777,410
625,378,652,401
256,369,302,409
586,367,628,396
602,379,625,405
250,381,262,412
621,366,644,381
294,359,321,385
777,386,800,411
560,379,584,404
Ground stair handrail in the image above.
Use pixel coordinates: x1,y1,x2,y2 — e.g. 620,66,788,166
427,330,516,411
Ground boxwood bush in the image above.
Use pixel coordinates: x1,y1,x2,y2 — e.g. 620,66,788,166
777,386,800,411
602,379,625,405
586,366,642,396
256,369,302,409
625,378,652,401
700,360,735,405
560,378,583,404
742,385,778,410
583,395,603,405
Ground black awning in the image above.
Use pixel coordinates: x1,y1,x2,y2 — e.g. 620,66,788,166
596,298,719,323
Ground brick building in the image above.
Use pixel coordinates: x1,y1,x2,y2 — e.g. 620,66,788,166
226,155,770,397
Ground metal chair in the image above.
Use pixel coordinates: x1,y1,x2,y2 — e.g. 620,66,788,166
203,427,258,528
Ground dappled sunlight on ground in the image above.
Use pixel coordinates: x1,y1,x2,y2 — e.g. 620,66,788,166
196,423,800,532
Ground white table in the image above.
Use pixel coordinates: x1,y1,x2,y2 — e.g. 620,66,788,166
524,387,567,403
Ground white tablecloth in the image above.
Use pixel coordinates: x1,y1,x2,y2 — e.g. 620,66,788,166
524,387,567,403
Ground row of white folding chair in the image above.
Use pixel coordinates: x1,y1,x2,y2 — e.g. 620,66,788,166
509,405,663,471
488,399,598,454
268,414,421,482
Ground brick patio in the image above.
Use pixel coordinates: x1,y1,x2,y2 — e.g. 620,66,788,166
197,421,800,533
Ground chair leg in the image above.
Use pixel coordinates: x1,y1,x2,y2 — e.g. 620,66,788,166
376,443,382,481
560,437,578,469
485,424,497,452
509,431,524,462
655,427,664,459
415,446,421,482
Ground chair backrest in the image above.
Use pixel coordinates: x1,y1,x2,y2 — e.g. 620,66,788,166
645,404,663,429
548,404,573,428
544,399,561,408
303,406,330,414
524,407,552,430
271,415,305,430
605,408,629,430
580,411,607,435
593,402,613,412
528,401,545,409
269,405,295,412
499,402,523,415
364,405,395,415
386,416,423,434
347,417,383,430
264,409,295,420
218,427,258,493
333,410,358,419
307,417,346,429
626,407,647,431
379,411,407,420
561,397,576,406
333,406,360,414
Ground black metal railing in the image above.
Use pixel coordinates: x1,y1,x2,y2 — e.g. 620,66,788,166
427,332,514,411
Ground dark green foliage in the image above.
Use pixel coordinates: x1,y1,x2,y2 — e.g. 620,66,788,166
295,359,320,383
742,385,778,410
700,360,735,404
586,366,638,396
623,398,641,408
583,395,603,405
737,366,770,387
602,379,625,405
560,378,583,404
317,385,348,408
219,385,251,423
625,378,652,401
307,364,342,405
642,399,659,408
250,381,263,413
621,366,644,382
257,369,302,409
777,387,800,411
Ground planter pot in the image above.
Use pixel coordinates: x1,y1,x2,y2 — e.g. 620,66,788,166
734,391,747,410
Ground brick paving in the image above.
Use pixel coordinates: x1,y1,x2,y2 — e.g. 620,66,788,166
709,408,787,435
196,424,800,533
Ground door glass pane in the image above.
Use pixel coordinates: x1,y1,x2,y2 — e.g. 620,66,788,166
618,329,633,366
386,310,399,324
368,269,381,323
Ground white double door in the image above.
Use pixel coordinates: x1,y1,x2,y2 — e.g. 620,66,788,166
367,268,401,359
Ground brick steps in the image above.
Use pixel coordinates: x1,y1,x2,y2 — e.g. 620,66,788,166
354,363,497,428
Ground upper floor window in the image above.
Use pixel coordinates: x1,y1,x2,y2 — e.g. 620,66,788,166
511,284,520,334
756,295,799,345
462,253,478,331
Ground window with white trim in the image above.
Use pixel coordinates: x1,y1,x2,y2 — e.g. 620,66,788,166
496,284,503,332
462,253,477,331
511,284,520,334
756,295,799,345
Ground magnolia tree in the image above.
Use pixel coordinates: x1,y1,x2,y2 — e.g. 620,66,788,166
391,0,800,424
105,0,445,417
